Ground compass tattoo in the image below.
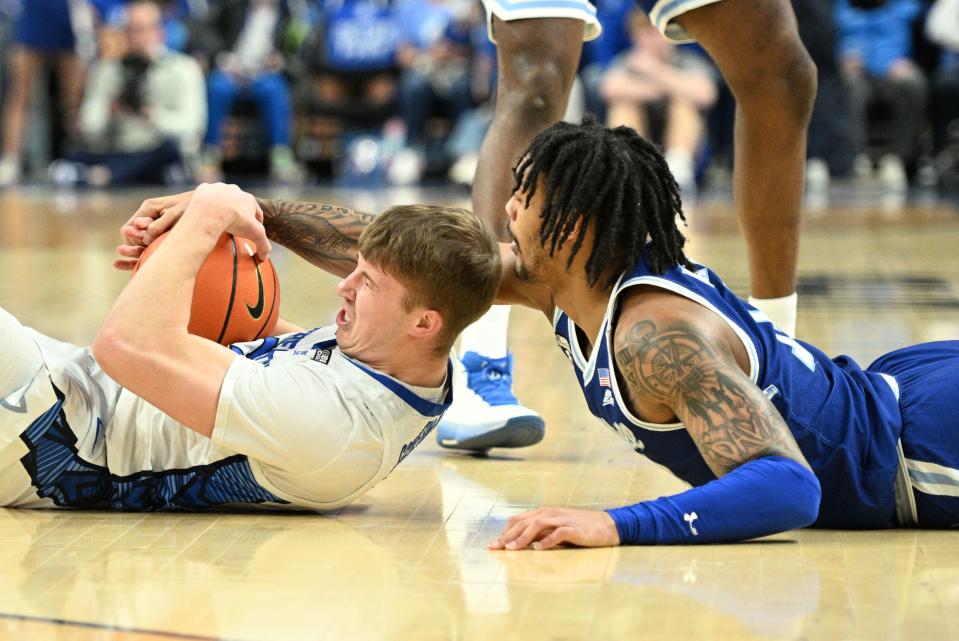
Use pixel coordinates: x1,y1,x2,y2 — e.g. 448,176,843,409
614,319,804,475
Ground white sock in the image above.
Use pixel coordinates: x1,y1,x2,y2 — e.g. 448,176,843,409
458,305,510,359
665,148,694,186
0,307,42,397
748,293,798,337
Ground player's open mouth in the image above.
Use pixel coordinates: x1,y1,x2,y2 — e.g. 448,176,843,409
336,308,351,327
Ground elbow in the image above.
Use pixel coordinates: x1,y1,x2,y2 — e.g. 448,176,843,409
92,321,146,382
91,323,129,376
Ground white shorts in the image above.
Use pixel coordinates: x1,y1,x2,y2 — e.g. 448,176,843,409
0,308,236,512
0,314,119,508
481,0,603,43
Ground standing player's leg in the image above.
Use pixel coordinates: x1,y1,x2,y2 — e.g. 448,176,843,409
437,12,590,452
472,16,585,238
666,0,816,336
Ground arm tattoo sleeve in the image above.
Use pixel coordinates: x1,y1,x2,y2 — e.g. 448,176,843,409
257,199,374,278
614,320,804,476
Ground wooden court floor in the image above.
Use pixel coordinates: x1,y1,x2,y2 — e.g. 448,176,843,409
0,186,958,641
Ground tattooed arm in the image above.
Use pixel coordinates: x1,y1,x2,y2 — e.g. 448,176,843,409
490,287,820,550
117,191,373,279
612,287,810,476
257,199,374,279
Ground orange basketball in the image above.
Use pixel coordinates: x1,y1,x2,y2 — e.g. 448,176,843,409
133,231,280,345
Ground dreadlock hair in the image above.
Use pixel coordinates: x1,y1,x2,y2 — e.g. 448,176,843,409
512,115,692,289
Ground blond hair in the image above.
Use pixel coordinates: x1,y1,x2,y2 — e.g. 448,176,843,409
358,205,501,351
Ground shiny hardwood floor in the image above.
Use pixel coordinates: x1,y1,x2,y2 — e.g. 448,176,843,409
0,185,958,641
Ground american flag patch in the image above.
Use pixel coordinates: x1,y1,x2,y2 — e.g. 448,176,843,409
598,368,611,387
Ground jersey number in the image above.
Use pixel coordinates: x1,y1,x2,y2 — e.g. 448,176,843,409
751,310,816,372
774,334,816,372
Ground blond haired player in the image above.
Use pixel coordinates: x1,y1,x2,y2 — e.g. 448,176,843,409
0,184,499,511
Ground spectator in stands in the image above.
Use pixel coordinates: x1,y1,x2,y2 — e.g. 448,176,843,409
599,9,717,197
90,0,199,51
192,0,302,183
836,0,928,191
925,0,959,168
158,0,204,51
49,0,206,186
300,0,398,130
0,0,92,187
391,0,475,184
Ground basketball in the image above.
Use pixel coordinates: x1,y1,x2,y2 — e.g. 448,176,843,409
133,231,280,345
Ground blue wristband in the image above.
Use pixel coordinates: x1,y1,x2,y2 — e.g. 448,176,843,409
606,456,821,545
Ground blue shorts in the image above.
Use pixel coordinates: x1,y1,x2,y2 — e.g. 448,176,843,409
869,341,959,528
14,0,76,52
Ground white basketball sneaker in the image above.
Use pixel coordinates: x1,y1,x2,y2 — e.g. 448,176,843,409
436,351,545,452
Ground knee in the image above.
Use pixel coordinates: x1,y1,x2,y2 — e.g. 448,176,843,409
497,53,575,124
207,71,235,100
893,68,929,98
727,32,817,128
263,73,289,93
788,50,818,120
251,73,289,102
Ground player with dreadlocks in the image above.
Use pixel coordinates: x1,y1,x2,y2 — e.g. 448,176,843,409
436,0,813,456
489,118,959,548
511,118,691,287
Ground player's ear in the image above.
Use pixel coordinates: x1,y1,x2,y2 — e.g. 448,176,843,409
410,309,443,340
564,216,584,244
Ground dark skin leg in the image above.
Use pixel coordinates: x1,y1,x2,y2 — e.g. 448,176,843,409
678,0,816,299
473,17,584,239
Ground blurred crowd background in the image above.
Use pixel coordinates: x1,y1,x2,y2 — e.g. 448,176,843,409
0,0,956,197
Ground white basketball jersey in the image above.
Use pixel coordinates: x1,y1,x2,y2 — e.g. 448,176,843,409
0,326,450,511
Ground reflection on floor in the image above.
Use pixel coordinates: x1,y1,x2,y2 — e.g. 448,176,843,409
0,187,957,641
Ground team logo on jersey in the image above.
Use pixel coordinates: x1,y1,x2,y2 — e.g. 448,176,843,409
555,334,574,362
312,348,332,364
395,416,442,468
684,512,699,536
245,254,265,319
602,389,615,406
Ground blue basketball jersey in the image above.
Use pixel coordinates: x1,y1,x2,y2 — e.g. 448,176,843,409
553,252,905,528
